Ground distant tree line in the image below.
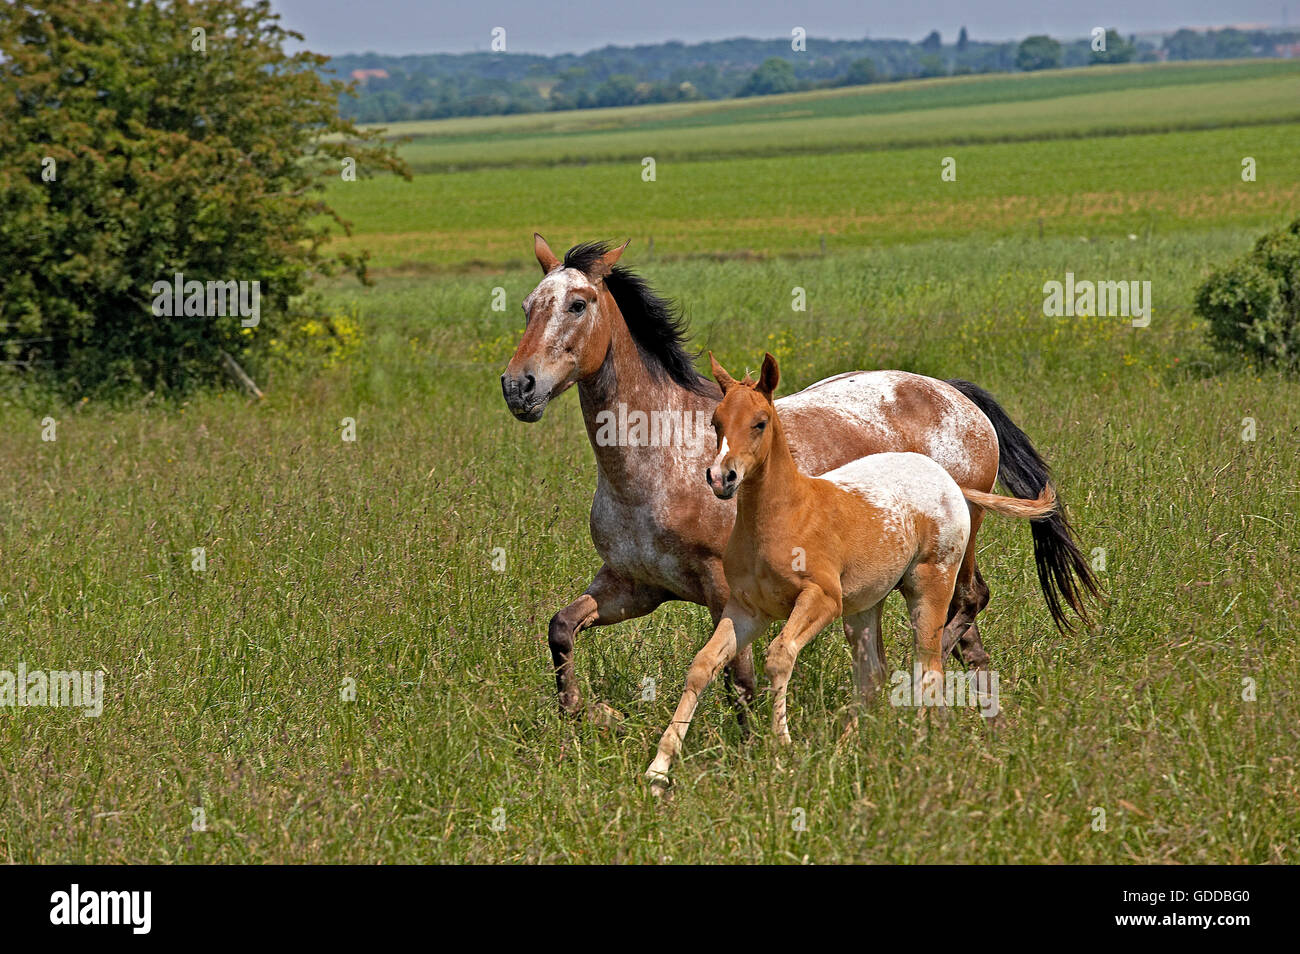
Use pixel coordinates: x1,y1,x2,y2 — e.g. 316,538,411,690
329,27,1300,123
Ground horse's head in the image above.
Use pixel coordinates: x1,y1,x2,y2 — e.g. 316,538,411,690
501,234,629,422
705,352,780,499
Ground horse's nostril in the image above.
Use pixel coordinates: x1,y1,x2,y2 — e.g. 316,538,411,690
521,374,536,396
705,468,713,484
726,469,737,483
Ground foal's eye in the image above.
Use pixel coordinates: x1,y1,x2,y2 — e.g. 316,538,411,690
569,299,587,315
754,420,766,431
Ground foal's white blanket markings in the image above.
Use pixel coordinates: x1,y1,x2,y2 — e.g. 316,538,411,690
645,354,1056,789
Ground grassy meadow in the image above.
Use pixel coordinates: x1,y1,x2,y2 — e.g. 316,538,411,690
1,61,1298,863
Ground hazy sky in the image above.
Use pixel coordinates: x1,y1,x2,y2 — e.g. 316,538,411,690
273,0,1292,56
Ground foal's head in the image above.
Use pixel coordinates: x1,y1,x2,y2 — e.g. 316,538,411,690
706,352,781,499
501,234,627,421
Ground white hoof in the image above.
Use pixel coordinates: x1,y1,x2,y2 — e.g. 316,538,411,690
644,767,671,794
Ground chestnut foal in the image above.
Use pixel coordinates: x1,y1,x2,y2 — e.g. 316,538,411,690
646,354,1055,788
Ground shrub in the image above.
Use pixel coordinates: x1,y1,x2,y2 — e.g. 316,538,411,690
0,0,408,396
1195,217,1300,372
264,300,364,373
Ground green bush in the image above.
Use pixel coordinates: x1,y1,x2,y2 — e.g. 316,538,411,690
1195,217,1300,371
0,0,408,396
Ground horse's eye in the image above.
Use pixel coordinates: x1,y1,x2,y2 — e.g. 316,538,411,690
754,420,767,431
569,299,587,315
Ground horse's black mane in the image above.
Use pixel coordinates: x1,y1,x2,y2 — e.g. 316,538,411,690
563,241,714,395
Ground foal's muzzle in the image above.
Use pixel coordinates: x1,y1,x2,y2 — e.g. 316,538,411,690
501,369,548,422
706,466,739,499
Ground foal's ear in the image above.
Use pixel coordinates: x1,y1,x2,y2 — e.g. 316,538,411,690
757,352,780,400
591,239,631,279
709,352,738,393
534,233,561,274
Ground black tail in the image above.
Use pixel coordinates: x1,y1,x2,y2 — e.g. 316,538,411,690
946,379,1100,632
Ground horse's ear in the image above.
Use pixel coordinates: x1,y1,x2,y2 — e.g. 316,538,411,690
709,352,737,394
534,233,560,274
591,239,630,279
757,352,780,400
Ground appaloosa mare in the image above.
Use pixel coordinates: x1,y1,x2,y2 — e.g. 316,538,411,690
645,353,1057,788
501,236,1095,717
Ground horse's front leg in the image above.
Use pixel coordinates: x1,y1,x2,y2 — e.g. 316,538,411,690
646,601,768,790
546,565,670,716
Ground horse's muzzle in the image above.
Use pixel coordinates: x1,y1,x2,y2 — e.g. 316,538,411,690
501,370,547,422
706,466,739,499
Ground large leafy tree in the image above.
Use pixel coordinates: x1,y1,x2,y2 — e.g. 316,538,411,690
738,57,798,97
1090,29,1136,65
840,57,878,86
0,0,408,394
1016,35,1062,72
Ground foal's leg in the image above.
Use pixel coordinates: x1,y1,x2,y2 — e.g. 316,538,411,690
942,507,993,670
702,568,759,727
546,565,671,715
903,563,961,702
765,586,842,744
645,603,768,787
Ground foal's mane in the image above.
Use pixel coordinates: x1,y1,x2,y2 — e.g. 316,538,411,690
563,242,715,396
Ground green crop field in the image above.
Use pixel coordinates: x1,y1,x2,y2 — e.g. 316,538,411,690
2,61,1297,863
329,125,1300,270
365,60,1300,171
326,62,1300,270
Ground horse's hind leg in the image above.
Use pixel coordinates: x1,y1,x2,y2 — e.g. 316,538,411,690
546,565,670,716
955,566,991,665
903,562,962,702
837,604,886,744
844,604,887,702
942,506,992,670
